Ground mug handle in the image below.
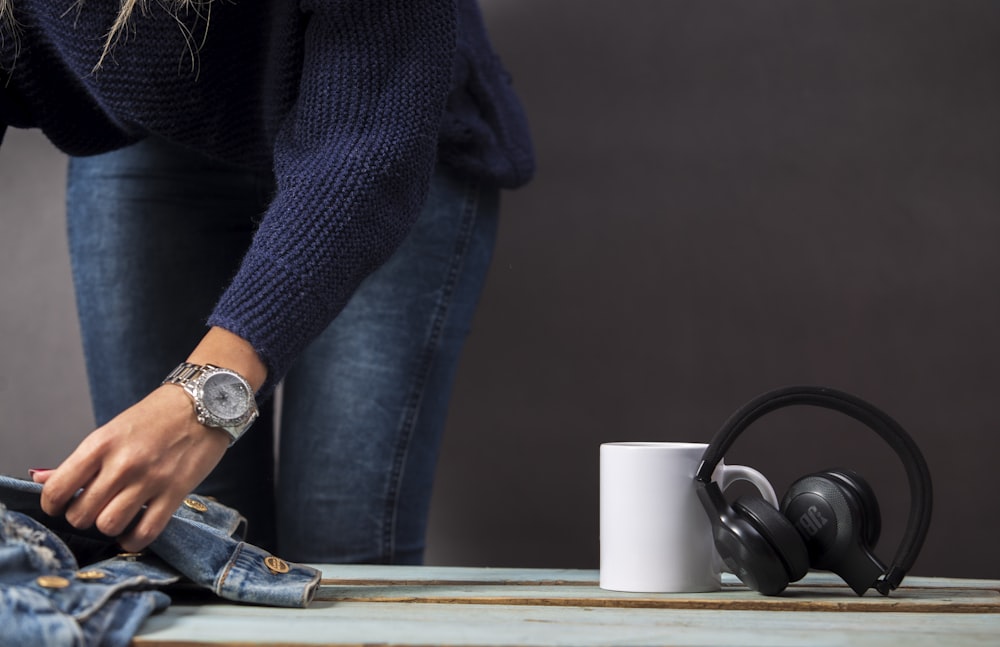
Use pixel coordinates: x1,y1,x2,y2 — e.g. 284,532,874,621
718,464,778,507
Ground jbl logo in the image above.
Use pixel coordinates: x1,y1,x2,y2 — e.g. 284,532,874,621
795,505,829,537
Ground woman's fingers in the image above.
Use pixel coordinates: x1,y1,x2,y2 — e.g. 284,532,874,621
29,468,54,483
39,447,101,519
117,494,183,553
39,384,229,548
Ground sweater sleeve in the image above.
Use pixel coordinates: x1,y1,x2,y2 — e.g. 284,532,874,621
207,1,457,397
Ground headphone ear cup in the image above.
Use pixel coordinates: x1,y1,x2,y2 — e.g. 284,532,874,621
733,495,810,583
697,482,792,596
781,472,888,595
823,468,881,547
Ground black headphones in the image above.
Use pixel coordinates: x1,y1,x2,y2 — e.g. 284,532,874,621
693,385,933,596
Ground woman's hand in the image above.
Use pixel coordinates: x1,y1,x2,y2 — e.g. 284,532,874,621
36,384,230,552
36,327,266,552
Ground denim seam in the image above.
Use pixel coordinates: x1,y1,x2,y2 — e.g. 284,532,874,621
214,542,241,597
381,179,482,563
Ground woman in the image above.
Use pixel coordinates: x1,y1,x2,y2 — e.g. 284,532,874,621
1,0,533,562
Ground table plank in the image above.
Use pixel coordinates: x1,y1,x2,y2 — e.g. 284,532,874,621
317,583,999,613
134,601,1000,647
313,565,1000,614
130,566,1000,647
311,564,1000,590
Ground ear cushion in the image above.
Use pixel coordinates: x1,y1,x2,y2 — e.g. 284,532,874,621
699,480,791,595
821,469,881,547
733,495,810,582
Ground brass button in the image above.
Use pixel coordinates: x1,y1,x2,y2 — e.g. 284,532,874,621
36,575,71,589
264,556,290,574
117,552,144,561
183,498,208,513
76,570,107,581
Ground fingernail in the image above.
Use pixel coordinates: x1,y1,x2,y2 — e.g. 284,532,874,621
29,468,52,477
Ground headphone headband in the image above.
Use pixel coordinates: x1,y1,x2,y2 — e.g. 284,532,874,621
694,385,932,593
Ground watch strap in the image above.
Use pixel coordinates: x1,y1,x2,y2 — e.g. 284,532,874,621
162,362,258,446
163,362,214,390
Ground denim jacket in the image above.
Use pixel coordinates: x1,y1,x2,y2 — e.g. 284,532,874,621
0,475,321,647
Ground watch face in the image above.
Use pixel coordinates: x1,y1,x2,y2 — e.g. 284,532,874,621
201,372,250,422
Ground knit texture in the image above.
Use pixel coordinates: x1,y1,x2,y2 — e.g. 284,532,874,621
0,0,534,397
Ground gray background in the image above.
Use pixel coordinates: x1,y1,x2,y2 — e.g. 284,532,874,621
1,1,997,580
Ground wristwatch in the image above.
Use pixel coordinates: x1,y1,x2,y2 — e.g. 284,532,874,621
162,362,259,446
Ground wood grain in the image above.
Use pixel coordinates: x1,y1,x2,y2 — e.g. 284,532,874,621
131,567,1000,647
316,581,1000,613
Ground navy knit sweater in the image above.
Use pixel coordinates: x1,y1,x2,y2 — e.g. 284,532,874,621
0,0,534,396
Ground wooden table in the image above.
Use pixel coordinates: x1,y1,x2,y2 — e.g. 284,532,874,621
133,565,1000,646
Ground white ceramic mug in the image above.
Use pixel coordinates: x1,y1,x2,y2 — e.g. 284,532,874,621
599,441,778,593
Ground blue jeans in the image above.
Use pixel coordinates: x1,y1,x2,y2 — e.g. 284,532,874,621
66,137,498,563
